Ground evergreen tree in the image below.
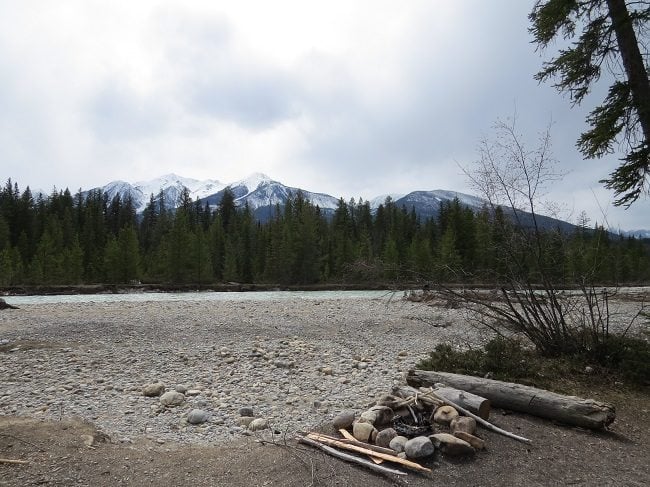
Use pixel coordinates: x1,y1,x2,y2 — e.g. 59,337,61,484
530,0,650,205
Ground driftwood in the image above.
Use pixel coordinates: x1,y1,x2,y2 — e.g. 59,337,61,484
339,429,384,464
305,433,432,474
298,437,407,476
434,386,491,420
407,370,616,430
393,384,491,419
399,384,531,444
0,298,18,310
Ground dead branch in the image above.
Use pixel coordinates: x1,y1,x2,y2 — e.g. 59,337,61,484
339,429,384,464
298,436,407,477
305,433,432,474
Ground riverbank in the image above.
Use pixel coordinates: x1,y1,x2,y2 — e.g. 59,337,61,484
1,295,648,486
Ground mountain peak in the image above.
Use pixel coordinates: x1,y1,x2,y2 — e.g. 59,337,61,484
234,173,273,192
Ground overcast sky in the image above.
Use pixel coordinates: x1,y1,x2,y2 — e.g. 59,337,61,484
0,0,648,230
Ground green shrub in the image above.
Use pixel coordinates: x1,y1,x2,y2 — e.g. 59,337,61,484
417,335,650,387
418,338,535,381
588,336,650,385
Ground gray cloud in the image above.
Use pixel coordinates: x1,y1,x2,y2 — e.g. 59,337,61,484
0,0,647,229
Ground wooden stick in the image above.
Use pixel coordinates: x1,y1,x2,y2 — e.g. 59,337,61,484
338,429,384,464
298,437,407,476
312,433,397,456
305,433,431,473
0,458,29,465
424,388,532,444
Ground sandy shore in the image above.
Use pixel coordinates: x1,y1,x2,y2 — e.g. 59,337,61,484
0,294,478,445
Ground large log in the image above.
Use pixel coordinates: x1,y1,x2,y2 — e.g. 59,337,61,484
407,370,616,430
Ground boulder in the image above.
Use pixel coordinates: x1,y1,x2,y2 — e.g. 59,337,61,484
332,410,356,430
404,436,435,459
430,433,474,456
450,416,477,435
388,435,408,453
453,431,486,450
375,427,398,448
433,405,459,425
359,405,393,427
352,421,376,442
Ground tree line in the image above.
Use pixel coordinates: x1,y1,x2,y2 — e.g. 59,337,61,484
0,179,648,287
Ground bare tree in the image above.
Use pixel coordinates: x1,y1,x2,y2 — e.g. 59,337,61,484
438,117,640,357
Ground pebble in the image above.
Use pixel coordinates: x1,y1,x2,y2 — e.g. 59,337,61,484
142,382,165,397
248,418,269,431
239,406,254,417
187,409,210,425
160,391,185,407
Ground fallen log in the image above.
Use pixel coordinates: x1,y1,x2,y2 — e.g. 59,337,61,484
305,433,432,474
407,370,616,430
298,437,407,476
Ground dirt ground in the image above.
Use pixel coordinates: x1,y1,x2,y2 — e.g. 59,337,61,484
1,387,648,487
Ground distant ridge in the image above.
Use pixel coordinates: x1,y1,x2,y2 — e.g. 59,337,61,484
82,173,648,235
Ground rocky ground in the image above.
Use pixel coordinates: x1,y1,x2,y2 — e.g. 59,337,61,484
0,295,474,445
1,293,649,486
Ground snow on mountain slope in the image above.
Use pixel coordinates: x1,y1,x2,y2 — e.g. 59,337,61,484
133,174,224,210
369,193,405,209
202,173,339,212
620,229,650,239
81,173,640,236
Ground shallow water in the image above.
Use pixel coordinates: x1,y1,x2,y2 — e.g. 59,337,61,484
5,289,395,305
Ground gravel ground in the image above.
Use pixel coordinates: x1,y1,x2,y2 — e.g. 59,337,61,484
0,294,476,445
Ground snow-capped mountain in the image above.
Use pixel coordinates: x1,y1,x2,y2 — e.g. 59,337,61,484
85,174,224,213
620,229,650,239
369,193,405,209
392,190,487,216
85,172,340,217
198,173,340,220
83,172,610,234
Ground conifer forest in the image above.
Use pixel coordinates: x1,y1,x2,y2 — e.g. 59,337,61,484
0,179,648,287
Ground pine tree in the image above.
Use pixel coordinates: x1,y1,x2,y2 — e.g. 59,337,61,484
530,0,650,205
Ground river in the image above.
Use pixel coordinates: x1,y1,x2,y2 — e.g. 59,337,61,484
4,289,396,305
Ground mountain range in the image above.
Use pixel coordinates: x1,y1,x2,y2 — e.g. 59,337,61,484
85,173,648,237
85,172,494,220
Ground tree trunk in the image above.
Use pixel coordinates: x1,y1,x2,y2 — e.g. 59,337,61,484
606,0,650,148
407,370,616,429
